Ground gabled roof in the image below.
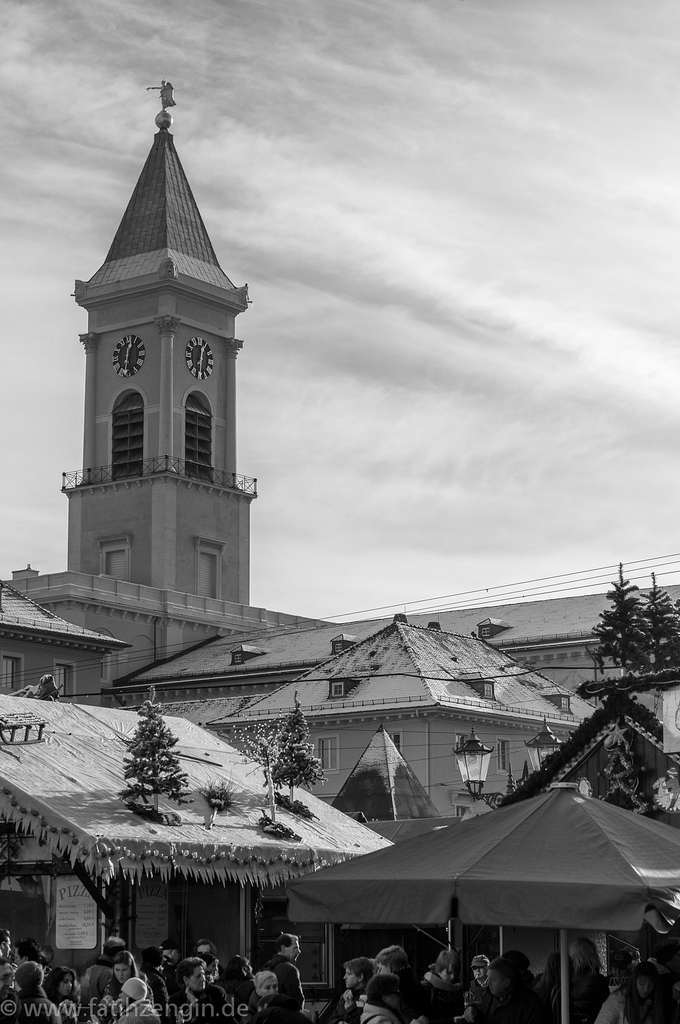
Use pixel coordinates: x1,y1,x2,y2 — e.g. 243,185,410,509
332,725,439,820
0,697,388,885
222,621,595,726
88,130,235,291
0,583,127,649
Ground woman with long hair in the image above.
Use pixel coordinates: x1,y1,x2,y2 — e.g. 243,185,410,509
594,961,664,1024
44,967,81,1024
534,952,573,1024
99,951,145,1022
222,956,255,1018
571,938,609,1024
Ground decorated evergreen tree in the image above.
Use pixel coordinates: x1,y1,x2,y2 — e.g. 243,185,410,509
602,746,648,813
593,564,651,674
641,573,680,671
272,694,325,798
119,694,190,812
237,721,283,819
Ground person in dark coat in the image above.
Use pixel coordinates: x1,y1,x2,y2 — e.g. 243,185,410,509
569,939,609,1024
87,937,127,1007
263,936,304,1010
422,950,463,1023
328,958,374,1024
140,947,169,1013
14,963,60,1024
464,957,549,1024
221,957,255,1020
167,957,226,1021
469,957,490,1003
375,946,430,1023
252,995,308,1024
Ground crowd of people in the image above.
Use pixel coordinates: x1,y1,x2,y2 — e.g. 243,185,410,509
0,930,679,1024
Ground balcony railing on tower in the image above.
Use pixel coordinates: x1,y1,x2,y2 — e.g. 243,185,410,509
62,456,257,496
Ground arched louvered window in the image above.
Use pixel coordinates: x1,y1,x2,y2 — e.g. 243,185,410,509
112,391,144,479
185,392,212,480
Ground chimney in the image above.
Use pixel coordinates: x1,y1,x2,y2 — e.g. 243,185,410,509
12,564,40,581
427,621,442,631
393,613,408,624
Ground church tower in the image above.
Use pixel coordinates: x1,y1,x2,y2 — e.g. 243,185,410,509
67,110,254,603
7,100,318,686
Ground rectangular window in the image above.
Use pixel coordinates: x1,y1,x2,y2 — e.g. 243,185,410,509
497,739,509,772
104,549,127,579
454,732,467,752
0,657,20,690
330,682,345,698
197,551,217,598
318,736,338,771
454,805,468,818
389,731,401,752
53,663,74,698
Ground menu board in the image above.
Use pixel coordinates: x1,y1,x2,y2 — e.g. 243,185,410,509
55,877,97,949
135,882,168,948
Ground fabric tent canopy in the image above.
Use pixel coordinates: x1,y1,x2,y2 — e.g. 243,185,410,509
288,785,680,931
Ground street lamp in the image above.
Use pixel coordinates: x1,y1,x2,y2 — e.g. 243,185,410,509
525,718,562,772
453,727,494,799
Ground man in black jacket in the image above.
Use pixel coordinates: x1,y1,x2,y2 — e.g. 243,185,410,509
263,936,304,1010
168,958,226,1022
464,958,548,1024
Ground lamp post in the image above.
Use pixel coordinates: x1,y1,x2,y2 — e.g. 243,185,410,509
525,717,562,772
453,727,494,801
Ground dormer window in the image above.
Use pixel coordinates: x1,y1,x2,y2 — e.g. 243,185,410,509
476,618,512,639
331,634,358,656
230,644,265,666
544,693,571,714
327,677,359,700
463,675,496,701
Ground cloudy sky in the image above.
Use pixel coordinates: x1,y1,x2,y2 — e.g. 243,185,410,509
3,0,680,621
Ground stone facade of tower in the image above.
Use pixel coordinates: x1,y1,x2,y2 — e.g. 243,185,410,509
6,125,320,687
68,127,253,602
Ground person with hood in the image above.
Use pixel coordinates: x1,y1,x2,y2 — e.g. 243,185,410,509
263,936,304,1010
14,963,60,1024
117,979,160,1024
328,958,375,1024
361,974,406,1024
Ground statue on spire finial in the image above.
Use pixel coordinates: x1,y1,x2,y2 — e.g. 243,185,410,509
147,79,176,130
147,79,176,110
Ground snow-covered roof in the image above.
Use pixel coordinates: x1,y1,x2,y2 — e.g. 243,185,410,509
0,697,388,886
223,621,594,727
0,584,127,648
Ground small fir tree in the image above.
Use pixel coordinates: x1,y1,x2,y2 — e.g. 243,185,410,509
593,564,651,674
119,695,190,812
272,694,325,798
641,573,680,671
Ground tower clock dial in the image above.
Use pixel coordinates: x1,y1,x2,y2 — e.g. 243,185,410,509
185,337,214,379
113,335,146,377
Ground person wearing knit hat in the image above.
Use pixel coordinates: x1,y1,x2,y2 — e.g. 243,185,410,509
116,978,159,1024
15,962,60,1024
140,948,169,1009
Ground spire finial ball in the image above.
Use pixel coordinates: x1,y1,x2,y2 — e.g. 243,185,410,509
155,110,173,131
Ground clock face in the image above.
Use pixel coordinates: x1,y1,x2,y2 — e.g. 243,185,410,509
113,335,145,377
185,337,214,380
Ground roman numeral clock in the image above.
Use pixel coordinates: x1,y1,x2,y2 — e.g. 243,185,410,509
185,337,213,379
112,335,146,377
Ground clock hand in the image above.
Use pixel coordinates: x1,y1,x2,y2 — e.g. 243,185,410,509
124,339,132,371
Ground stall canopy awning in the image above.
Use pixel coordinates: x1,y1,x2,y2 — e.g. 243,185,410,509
0,697,389,885
288,784,680,931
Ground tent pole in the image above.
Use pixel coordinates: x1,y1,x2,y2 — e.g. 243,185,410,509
560,928,570,1024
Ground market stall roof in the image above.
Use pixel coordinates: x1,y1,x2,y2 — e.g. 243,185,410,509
0,697,389,885
288,784,680,932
